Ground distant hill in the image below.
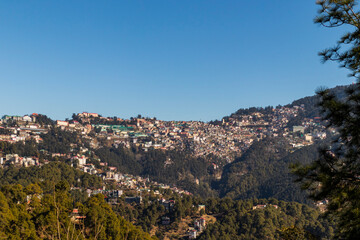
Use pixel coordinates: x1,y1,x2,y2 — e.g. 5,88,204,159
286,85,349,118
229,85,349,120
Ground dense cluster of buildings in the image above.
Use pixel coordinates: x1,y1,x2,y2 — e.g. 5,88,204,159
81,106,327,162
0,106,328,166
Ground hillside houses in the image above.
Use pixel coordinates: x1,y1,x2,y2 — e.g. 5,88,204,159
0,106,328,167
0,154,39,167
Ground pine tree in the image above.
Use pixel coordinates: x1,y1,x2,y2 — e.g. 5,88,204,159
293,1,360,239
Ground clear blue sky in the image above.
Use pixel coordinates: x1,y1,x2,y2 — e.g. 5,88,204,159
0,1,353,121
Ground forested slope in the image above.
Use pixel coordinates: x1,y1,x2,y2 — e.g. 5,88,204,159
199,198,334,240
0,182,155,240
95,146,218,198
216,137,322,203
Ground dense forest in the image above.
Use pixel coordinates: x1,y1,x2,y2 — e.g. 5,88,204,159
0,127,88,158
113,191,334,240
95,146,217,198
199,198,334,240
0,162,334,240
39,127,84,154
216,137,323,203
0,161,153,239
0,182,154,240
0,162,103,191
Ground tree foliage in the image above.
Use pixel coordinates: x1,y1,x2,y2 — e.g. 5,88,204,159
95,146,217,198
315,0,360,78
198,198,334,240
0,182,154,240
293,1,360,239
294,85,360,239
217,137,322,203
0,162,103,191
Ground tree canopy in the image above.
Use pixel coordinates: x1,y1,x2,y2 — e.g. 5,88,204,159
293,1,360,239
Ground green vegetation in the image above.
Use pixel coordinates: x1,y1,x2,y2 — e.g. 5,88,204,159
199,198,334,240
95,146,218,198
0,162,103,191
0,161,334,240
0,161,154,239
111,188,333,240
0,127,87,157
0,182,154,239
294,84,360,238
293,1,360,239
4,1,360,238
39,127,83,154
114,191,204,234
34,114,55,126
216,137,321,203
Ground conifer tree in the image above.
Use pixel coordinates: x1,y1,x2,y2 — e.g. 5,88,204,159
294,1,360,238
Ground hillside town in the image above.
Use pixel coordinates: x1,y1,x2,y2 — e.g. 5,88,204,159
0,105,327,164
0,107,334,239
0,106,330,193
